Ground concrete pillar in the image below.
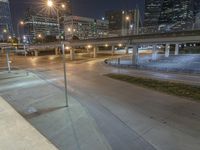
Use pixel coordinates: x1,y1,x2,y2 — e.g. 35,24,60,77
55,48,59,55
34,50,38,56
152,45,157,60
112,45,115,56
125,46,129,54
165,44,170,57
70,48,75,61
93,47,97,58
87,48,90,53
1,48,3,54
175,44,179,55
132,45,138,65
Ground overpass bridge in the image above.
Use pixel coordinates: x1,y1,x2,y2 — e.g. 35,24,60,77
67,30,200,61
1,30,200,62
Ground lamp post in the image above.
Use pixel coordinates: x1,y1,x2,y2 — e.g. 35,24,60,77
47,0,69,107
47,0,66,40
62,43,69,107
2,29,7,42
125,15,130,35
17,21,24,44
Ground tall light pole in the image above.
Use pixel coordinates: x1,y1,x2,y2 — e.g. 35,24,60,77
125,15,130,35
62,43,69,107
47,0,66,40
17,21,24,44
47,0,69,107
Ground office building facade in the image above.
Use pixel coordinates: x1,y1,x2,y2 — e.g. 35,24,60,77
159,0,194,30
194,0,200,17
144,0,199,32
144,0,163,27
105,9,141,36
23,9,59,41
0,0,13,41
64,16,109,40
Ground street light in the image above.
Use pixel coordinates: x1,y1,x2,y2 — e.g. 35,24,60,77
126,16,130,21
61,3,65,9
47,0,69,107
3,29,7,33
87,45,92,49
37,33,42,38
17,20,25,44
118,43,122,47
47,0,53,7
47,0,66,40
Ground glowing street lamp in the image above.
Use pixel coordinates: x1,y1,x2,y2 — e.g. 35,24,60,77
118,43,122,47
126,16,130,21
8,36,12,40
47,0,66,40
47,0,53,7
87,45,92,49
17,20,25,44
65,46,70,50
67,28,71,32
3,29,7,33
20,21,24,25
37,34,42,38
61,4,65,9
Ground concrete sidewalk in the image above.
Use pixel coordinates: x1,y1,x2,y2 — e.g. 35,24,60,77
0,96,58,150
0,70,28,80
0,71,111,150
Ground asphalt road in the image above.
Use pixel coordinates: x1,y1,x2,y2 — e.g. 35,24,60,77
1,54,200,150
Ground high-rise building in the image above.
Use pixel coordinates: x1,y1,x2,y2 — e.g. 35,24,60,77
159,0,194,30
64,16,109,40
194,0,200,17
159,0,194,24
144,0,163,27
144,0,197,31
0,0,13,41
194,12,200,28
105,9,141,36
23,8,59,42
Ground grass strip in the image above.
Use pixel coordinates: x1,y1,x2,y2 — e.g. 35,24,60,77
106,74,200,101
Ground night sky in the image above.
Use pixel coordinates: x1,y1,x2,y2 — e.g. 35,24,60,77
9,0,144,32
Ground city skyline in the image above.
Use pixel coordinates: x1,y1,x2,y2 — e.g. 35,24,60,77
144,0,200,31
0,0,13,40
10,0,144,32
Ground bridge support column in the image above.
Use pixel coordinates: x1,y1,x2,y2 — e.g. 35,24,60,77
112,45,115,56
165,44,170,57
93,46,98,58
87,47,90,53
152,45,157,60
34,50,38,56
1,48,4,54
132,45,138,65
175,44,179,55
55,48,59,55
125,46,128,54
70,48,75,61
